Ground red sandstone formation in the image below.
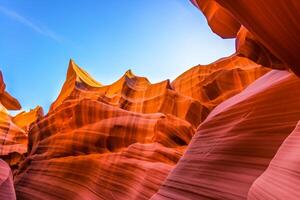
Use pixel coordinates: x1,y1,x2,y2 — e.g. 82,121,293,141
235,27,286,70
193,0,300,75
0,71,24,199
0,72,21,111
12,62,187,199
0,71,27,168
215,0,300,76
14,98,193,200
14,62,198,199
2,1,300,199
12,59,266,199
150,1,300,199
152,70,300,200
172,54,269,110
51,60,210,128
0,159,16,200
12,106,44,131
248,121,300,199
190,0,240,38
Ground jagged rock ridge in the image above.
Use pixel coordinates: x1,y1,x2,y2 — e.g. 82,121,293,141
1,0,300,199
2,55,266,199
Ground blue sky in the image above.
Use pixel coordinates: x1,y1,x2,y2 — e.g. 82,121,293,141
0,0,234,113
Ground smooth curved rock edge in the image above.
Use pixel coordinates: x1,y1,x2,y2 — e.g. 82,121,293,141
10,56,267,200
152,70,300,199
3,0,299,198
192,0,300,76
0,159,16,200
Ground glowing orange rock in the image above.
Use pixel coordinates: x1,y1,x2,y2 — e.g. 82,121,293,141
191,0,240,38
49,59,102,111
2,1,300,199
0,71,27,168
172,55,269,110
12,57,270,199
0,71,21,110
13,62,202,199
152,70,300,200
14,98,194,199
51,60,209,128
12,106,44,131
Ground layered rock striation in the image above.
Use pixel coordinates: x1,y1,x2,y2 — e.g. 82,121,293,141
12,58,266,199
151,1,300,199
0,72,27,168
152,70,300,199
2,0,300,199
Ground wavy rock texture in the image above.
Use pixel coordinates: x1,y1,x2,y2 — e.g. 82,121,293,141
12,58,268,199
190,0,240,38
193,0,300,76
0,159,16,200
4,1,300,199
12,106,44,131
248,121,300,199
235,26,286,70
14,62,199,200
14,98,193,200
0,71,27,168
152,70,300,200
172,54,269,110
51,60,209,128
215,0,300,76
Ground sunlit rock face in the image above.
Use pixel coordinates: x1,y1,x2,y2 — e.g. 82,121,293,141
0,71,27,168
155,2,300,198
50,60,210,129
12,106,44,132
172,54,269,111
190,0,240,39
152,70,300,200
15,98,193,200
0,72,21,111
13,59,267,200
14,61,199,200
4,0,300,199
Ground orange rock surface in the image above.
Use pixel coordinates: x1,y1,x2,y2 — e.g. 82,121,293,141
172,54,269,110
194,0,300,76
14,61,198,199
50,60,210,128
191,0,240,38
235,27,286,70
12,59,266,199
150,1,300,199
15,98,193,200
2,1,300,199
12,106,44,131
152,70,300,199
0,71,21,111
0,71,27,168
216,0,300,76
